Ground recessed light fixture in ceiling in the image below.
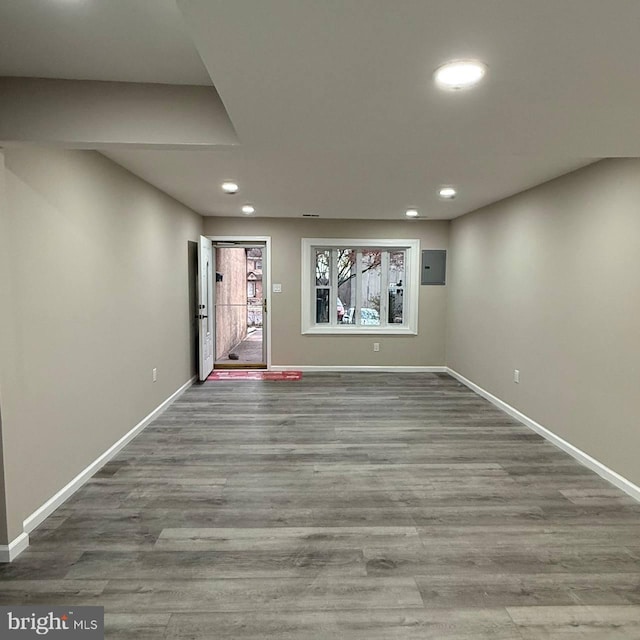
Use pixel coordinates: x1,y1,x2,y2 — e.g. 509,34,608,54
242,205,255,214
434,59,487,90
221,181,239,194
439,187,457,199
405,209,419,218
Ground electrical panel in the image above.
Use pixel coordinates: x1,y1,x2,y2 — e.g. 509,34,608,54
421,250,447,285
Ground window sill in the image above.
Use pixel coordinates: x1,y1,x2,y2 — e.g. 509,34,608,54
302,326,417,336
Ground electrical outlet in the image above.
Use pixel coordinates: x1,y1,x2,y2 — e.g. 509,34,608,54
373,342,380,352
513,369,520,383
152,367,158,382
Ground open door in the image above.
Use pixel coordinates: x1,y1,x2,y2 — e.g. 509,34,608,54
197,235,214,381
213,243,267,369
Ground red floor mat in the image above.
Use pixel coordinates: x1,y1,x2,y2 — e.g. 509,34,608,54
208,370,302,381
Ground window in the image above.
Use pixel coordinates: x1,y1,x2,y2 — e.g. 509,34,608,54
302,238,420,334
247,281,256,298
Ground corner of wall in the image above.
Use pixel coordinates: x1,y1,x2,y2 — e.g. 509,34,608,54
0,150,13,547
0,405,11,548
443,216,456,369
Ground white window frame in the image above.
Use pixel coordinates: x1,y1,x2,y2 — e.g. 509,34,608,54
301,238,420,335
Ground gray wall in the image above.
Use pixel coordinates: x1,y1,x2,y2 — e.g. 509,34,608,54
0,413,8,545
447,159,640,486
0,151,12,544
203,217,449,367
0,148,202,542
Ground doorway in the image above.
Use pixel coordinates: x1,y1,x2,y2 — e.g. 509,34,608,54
212,239,269,369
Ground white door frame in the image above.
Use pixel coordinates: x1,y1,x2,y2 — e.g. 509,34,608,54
207,235,272,369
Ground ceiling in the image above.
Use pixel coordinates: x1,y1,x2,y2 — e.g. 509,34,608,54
4,1,640,219
0,0,211,85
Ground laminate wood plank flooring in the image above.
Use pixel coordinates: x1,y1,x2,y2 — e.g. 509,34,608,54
1,372,640,639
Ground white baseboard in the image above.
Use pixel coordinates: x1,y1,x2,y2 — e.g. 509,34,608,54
1,375,197,563
270,365,447,373
446,367,640,503
0,532,29,563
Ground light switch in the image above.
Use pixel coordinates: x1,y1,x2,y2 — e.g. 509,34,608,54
272,283,282,293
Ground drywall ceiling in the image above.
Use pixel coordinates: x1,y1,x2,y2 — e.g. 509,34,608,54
0,0,211,85
5,1,640,218
102,147,590,219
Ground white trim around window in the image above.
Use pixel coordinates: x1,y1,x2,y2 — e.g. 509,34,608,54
301,238,420,335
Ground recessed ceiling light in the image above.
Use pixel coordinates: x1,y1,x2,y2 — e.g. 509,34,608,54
405,209,419,218
221,181,239,194
438,187,458,200
434,60,487,90
242,205,255,214
439,187,457,199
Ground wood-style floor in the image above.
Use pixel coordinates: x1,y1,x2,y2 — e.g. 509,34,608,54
1,373,640,638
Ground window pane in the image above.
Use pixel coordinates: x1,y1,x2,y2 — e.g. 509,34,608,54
336,248,356,323
316,288,330,323
315,250,330,286
389,250,405,324
360,250,381,326
303,238,417,333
